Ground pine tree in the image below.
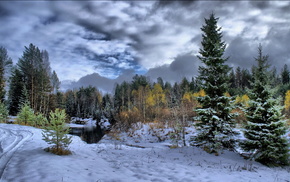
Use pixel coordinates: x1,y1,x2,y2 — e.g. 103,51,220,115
42,109,72,155
65,90,76,117
281,64,290,85
193,13,237,154
17,103,35,126
17,44,52,113
0,102,8,123
240,45,289,166
180,77,190,96
0,47,13,101
8,67,27,115
51,70,60,94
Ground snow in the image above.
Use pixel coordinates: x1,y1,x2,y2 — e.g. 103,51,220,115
0,123,290,182
99,118,111,131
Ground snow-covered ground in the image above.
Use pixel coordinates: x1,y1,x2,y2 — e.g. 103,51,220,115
0,123,289,182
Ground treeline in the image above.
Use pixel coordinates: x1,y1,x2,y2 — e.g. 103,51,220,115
0,44,286,119
1,44,290,123
229,64,290,96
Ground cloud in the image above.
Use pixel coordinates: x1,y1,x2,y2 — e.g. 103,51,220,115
225,37,257,70
1,1,290,93
145,52,200,83
68,52,201,93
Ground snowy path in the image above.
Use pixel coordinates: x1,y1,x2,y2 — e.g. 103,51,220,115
0,126,33,179
0,123,289,182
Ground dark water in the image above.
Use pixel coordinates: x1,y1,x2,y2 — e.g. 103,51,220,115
69,124,104,144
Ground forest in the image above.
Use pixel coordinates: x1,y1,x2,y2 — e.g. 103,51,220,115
0,13,289,166
1,44,290,126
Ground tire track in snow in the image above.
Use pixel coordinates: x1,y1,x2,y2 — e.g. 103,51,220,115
0,127,33,179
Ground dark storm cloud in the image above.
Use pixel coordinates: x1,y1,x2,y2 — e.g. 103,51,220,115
264,28,290,68
1,1,290,93
155,0,197,8
146,53,200,83
225,37,256,70
169,53,199,75
250,1,270,10
0,3,10,17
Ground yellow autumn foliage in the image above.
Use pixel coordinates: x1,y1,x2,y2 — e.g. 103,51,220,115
284,90,290,110
235,94,250,107
193,89,206,97
182,92,192,102
224,92,231,97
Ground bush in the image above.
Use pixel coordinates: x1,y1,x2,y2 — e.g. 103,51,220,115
116,107,141,131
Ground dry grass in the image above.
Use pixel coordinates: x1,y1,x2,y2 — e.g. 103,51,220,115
106,129,121,141
149,121,166,130
44,146,72,155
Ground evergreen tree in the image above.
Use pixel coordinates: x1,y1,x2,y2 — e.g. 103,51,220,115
51,70,60,94
281,64,290,85
56,91,65,109
241,68,251,89
193,13,237,154
0,47,13,101
8,68,27,115
131,74,150,91
157,77,165,89
180,77,190,96
17,43,52,113
65,90,76,117
229,69,236,88
189,77,197,92
240,45,289,166
102,93,114,122
17,103,35,126
42,109,72,155
0,102,8,123
171,82,182,107
34,112,47,128
235,67,242,88
114,81,131,112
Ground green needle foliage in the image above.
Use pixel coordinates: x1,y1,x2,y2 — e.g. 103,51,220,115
42,109,72,155
17,103,35,125
193,13,237,154
240,45,289,166
0,102,8,123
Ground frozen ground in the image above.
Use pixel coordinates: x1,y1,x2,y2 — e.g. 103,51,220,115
0,123,289,182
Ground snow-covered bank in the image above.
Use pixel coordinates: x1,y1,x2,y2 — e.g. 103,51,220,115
0,123,289,182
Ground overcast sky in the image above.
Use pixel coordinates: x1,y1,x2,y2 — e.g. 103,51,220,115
1,1,290,93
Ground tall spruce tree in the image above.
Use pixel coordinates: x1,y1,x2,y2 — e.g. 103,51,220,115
241,45,289,166
193,13,237,154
